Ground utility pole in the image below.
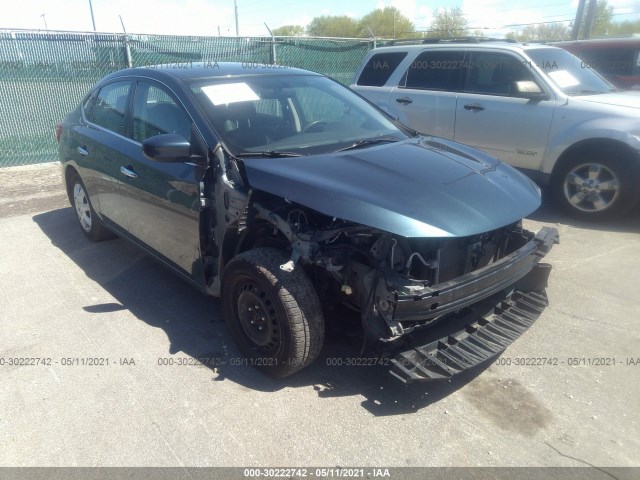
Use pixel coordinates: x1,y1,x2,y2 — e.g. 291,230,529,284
583,0,598,39
88,0,97,31
264,23,276,64
367,27,376,49
234,0,239,36
571,0,586,40
119,15,132,68
393,11,396,39
40,14,48,30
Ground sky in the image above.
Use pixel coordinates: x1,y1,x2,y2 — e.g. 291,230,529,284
1,0,639,38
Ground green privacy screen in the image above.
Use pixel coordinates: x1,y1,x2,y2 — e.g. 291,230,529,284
0,30,375,167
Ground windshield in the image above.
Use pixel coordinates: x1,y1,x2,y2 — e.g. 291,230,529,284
526,48,617,96
190,74,408,156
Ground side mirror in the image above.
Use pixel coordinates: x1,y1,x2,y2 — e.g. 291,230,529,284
142,133,191,162
514,81,550,101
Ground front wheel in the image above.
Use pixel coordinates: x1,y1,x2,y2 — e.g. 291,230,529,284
221,248,325,378
551,154,639,220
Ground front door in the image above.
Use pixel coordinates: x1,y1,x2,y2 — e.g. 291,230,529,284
453,51,557,171
117,80,206,282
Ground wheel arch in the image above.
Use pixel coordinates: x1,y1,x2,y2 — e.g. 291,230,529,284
551,138,640,180
550,137,640,219
218,218,290,277
63,164,80,204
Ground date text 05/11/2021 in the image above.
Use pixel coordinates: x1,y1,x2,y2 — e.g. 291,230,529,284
243,468,391,478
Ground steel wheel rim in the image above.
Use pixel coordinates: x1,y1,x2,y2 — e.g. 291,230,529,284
73,183,92,232
235,278,281,355
563,162,620,212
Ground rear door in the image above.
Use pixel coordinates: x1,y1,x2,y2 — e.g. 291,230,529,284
351,51,408,113
76,80,134,229
388,49,465,139
118,80,207,283
453,50,556,171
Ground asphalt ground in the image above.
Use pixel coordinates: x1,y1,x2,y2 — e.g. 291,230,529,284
0,162,639,471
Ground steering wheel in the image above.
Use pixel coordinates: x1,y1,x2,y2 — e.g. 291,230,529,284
302,121,327,133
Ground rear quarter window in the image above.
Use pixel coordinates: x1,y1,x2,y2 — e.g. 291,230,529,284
82,92,96,122
356,52,407,86
92,81,131,136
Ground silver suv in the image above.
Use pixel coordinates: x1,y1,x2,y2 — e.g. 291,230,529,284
351,39,640,220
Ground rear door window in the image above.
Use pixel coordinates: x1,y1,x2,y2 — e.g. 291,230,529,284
356,52,407,86
399,50,466,91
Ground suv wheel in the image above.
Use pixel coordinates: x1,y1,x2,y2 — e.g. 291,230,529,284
222,248,325,378
552,154,638,220
70,175,114,241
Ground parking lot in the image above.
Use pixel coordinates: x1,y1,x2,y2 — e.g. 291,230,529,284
0,162,639,469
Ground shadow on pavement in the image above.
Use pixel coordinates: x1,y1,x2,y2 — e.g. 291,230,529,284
34,207,493,415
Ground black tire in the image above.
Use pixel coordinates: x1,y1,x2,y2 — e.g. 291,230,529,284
551,152,639,221
69,175,115,241
221,248,325,378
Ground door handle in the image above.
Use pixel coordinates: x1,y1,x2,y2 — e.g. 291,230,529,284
464,104,485,111
120,165,138,178
395,97,413,105
77,146,89,156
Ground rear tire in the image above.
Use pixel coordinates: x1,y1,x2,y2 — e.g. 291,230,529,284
551,152,638,221
70,175,114,241
222,248,324,378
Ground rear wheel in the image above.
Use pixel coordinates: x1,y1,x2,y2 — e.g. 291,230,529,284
552,153,638,220
222,248,324,378
70,175,114,241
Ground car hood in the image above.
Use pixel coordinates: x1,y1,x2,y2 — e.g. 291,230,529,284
242,137,541,238
573,91,640,109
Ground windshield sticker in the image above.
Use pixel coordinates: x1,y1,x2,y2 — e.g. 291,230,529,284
547,70,580,88
201,83,259,105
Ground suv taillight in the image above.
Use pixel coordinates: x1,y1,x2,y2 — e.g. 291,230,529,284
55,123,62,143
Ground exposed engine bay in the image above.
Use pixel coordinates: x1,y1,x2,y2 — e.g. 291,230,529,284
238,195,550,348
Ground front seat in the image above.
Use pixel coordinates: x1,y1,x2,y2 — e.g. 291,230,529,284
223,101,267,149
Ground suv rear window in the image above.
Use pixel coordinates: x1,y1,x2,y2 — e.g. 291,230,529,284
356,52,407,87
400,50,466,91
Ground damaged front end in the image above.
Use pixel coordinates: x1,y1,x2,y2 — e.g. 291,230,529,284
247,196,559,383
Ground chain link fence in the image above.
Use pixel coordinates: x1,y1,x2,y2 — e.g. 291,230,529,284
0,29,375,167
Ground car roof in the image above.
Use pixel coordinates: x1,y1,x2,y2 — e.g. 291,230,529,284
101,61,321,83
367,42,561,54
552,38,640,48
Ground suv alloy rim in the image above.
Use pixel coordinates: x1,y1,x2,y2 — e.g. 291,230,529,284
563,162,620,212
